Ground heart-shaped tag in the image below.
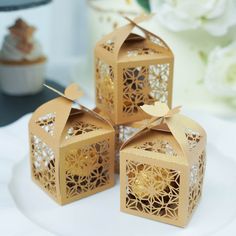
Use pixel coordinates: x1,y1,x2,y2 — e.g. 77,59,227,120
141,102,181,119
64,83,83,101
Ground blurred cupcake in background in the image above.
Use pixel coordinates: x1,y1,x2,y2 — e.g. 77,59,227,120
0,18,46,95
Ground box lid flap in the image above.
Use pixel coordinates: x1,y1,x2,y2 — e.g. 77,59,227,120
96,15,172,60
29,84,114,145
121,102,206,159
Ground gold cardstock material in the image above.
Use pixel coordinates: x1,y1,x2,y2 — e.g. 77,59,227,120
95,15,174,125
94,107,148,174
29,84,115,205
120,102,207,227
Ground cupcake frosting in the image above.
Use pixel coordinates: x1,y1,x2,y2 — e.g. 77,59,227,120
0,18,44,61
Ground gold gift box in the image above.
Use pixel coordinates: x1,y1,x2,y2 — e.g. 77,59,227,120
120,102,206,227
29,84,115,205
95,15,174,125
94,107,149,173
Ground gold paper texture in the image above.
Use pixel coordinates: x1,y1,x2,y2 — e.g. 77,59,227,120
29,84,115,205
120,102,207,227
95,15,174,125
94,107,147,174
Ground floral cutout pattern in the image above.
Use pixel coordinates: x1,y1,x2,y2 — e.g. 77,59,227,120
148,64,169,103
36,113,56,136
185,128,201,149
134,140,177,157
127,48,159,57
188,151,206,215
123,66,153,114
122,64,170,115
126,160,180,220
31,135,56,198
65,121,100,140
96,59,115,114
101,39,115,53
65,140,110,199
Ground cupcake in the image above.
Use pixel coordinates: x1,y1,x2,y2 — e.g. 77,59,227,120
0,18,46,95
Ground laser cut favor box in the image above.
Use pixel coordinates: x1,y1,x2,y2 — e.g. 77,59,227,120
94,107,148,174
95,15,174,125
120,102,206,227
29,84,115,205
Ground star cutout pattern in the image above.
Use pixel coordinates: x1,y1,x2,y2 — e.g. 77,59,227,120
65,140,110,199
31,135,56,198
125,160,180,220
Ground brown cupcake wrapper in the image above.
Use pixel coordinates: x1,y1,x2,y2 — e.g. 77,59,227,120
0,56,47,66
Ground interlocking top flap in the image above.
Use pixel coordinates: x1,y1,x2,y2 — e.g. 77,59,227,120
120,102,206,157
29,83,114,145
96,15,172,59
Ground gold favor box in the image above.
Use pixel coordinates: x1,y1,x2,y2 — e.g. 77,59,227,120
29,84,115,205
95,15,174,125
120,103,207,227
94,107,147,173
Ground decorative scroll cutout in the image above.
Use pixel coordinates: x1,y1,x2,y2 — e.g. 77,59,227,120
188,150,206,215
96,59,115,114
126,160,180,219
65,121,100,140
101,39,115,53
122,64,170,115
148,34,167,49
31,135,56,197
127,48,159,57
65,140,110,199
134,140,177,157
185,128,201,149
36,113,56,136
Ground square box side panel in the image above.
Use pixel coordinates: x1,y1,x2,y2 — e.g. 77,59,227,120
59,133,115,204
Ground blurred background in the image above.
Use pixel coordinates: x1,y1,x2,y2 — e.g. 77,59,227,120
1,0,236,124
